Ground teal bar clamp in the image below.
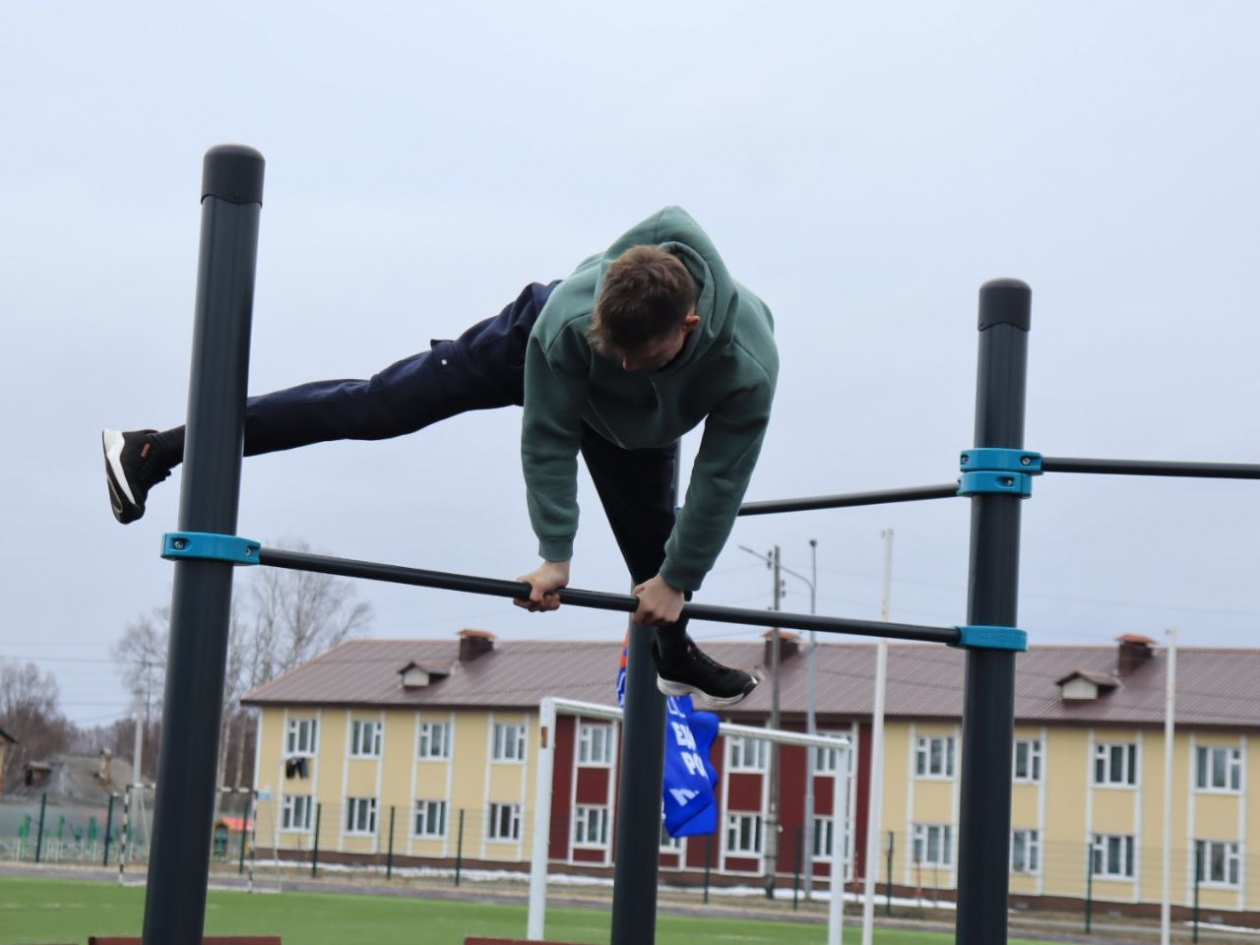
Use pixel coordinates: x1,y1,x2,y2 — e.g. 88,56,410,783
162,532,261,565
953,625,1028,652
958,448,1042,497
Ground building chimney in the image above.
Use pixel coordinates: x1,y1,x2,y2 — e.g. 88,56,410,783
763,629,800,666
458,628,496,663
1117,634,1156,676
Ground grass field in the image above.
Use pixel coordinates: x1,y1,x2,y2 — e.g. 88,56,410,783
0,875,1062,944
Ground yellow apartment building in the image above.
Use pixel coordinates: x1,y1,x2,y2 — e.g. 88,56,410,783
242,629,1260,926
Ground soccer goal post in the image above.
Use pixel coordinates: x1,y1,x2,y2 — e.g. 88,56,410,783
528,696,851,944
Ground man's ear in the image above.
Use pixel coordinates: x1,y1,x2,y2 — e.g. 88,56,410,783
682,309,701,334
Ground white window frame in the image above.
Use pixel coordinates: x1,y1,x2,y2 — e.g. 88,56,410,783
281,794,313,833
1011,828,1041,874
578,723,614,767
1195,746,1243,794
573,805,611,849
492,723,526,763
912,823,953,867
725,812,763,855
286,717,318,757
915,736,956,780
728,736,768,772
349,719,382,758
814,731,843,774
417,721,451,760
1196,839,1242,887
1012,739,1043,784
345,797,378,836
488,802,522,841
413,799,447,839
812,815,835,861
1091,833,1136,879
1093,742,1138,787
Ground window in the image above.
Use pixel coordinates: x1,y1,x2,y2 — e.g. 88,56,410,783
812,816,834,860
1013,739,1042,783
286,717,318,756
660,821,683,852
728,736,768,772
1091,834,1135,878
1093,742,1138,786
1011,829,1041,874
726,812,763,855
350,720,382,758
814,733,844,774
573,806,611,848
913,824,953,867
1196,746,1242,793
492,723,526,762
418,721,451,760
345,797,378,835
915,736,956,779
578,724,614,766
1196,840,1242,887
488,803,522,841
413,799,447,838
281,795,313,832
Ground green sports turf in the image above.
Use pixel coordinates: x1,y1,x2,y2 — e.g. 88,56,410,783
0,875,1058,944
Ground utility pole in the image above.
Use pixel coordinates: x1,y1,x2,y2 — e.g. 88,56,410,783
765,544,782,900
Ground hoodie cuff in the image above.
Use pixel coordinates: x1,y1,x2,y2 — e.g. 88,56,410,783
659,559,703,594
538,537,574,563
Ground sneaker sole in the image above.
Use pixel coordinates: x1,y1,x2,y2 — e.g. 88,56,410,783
656,675,759,709
102,430,143,524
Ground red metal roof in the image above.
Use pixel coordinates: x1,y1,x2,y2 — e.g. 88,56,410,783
241,636,1260,730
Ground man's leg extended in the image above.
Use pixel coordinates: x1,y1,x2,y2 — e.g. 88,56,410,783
579,426,757,708
102,281,557,523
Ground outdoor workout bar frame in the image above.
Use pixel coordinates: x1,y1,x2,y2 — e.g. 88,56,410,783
139,145,1260,945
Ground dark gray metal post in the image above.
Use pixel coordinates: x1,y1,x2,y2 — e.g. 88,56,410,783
955,278,1030,945
35,793,47,863
103,794,115,866
611,621,668,945
141,144,264,945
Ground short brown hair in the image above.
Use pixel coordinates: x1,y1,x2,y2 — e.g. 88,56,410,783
588,245,697,355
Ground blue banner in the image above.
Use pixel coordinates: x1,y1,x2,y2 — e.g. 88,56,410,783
616,633,720,838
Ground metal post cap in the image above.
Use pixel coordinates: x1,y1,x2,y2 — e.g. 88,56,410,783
978,278,1031,331
201,144,265,206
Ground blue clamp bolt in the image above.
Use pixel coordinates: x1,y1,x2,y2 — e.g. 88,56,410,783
958,448,1042,497
952,625,1028,652
162,532,261,566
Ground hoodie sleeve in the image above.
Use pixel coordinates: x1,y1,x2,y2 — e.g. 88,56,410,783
521,327,590,562
660,375,776,591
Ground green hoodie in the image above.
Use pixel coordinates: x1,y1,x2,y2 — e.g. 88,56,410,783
522,207,778,591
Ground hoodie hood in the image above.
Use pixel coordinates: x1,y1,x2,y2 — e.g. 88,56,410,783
589,206,738,370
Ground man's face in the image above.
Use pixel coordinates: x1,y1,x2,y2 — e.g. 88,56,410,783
618,309,700,373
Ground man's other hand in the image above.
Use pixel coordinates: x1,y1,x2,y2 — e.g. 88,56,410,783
514,560,571,613
631,574,685,626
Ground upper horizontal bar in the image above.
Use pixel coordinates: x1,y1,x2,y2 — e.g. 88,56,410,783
738,482,960,517
258,547,961,645
1041,457,1260,480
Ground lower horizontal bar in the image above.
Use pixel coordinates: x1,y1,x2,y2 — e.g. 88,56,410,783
738,482,960,516
1042,456,1260,480
258,547,960,645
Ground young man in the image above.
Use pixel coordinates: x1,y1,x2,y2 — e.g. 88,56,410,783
103,206,777,708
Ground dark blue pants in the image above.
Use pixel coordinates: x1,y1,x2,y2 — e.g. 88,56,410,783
223,282,682,599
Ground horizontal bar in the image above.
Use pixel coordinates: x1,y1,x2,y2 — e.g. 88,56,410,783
258,547,961,645
1041,456,1260,480
738,482,960,517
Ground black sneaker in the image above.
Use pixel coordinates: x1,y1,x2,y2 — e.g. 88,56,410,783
102,429,171,524
653,637,759,708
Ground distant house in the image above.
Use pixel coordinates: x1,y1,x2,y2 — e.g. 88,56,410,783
242,629,1260,926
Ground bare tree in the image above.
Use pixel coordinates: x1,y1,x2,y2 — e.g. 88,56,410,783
110,608,169,718
0,660,69,789
245,537,372,683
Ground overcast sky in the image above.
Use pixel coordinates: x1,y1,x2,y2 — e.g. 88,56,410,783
2,2,1257,727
